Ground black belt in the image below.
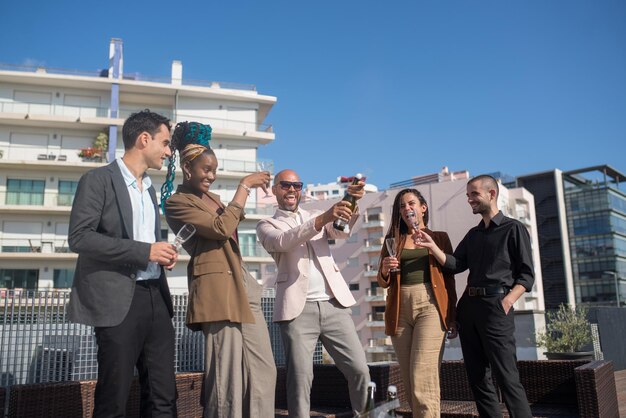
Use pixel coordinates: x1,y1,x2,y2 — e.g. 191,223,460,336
467,286,508,297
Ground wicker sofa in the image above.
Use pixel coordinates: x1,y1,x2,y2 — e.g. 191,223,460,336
3,360,619,418
274,360,619,418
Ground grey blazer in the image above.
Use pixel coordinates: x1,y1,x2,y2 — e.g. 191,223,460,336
67,162,173,327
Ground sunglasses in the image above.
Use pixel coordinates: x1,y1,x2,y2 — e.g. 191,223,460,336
278,181,304,191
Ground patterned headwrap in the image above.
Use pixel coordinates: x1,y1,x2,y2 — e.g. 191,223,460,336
180,144,208,164
160,121,212,211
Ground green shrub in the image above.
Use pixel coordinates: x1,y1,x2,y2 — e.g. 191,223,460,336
536,304,592,352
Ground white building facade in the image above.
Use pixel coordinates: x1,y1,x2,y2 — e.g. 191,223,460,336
0,39,277,293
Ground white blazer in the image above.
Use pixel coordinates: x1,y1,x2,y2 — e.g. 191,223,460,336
256,207,358,322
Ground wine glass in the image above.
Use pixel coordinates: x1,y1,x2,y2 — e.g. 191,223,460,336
257,160,272,197
173,224,196,253
385,238,399,273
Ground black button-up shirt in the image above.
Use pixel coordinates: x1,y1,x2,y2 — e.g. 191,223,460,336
443,211,534,291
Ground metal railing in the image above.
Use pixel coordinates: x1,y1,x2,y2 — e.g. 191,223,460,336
0,191,75,208
0,288,301,388
0,238,71,254
0,62,257,92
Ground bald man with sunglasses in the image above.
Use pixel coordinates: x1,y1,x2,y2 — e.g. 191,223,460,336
257,169,370,418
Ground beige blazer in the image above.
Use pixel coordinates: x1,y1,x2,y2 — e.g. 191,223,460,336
256,206,358,322
165,186,254,331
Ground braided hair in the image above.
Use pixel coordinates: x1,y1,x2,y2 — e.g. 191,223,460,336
160,121,213,211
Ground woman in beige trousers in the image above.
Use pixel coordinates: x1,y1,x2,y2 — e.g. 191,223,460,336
377,188,457,417
163,121,276,418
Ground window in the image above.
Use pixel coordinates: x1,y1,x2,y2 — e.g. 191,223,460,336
57,180,78,206
161,229,169,240
349,283,360,291
6,179,45,205
0,269,39,289
328,239,336,245
53,269,75,288
239,232,257,257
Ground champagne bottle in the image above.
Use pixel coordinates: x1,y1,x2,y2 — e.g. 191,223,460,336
333,173,363,232
386,385,398,417
365,381,377,412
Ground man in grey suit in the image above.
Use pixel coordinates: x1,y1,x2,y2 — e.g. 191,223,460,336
68,110,178,418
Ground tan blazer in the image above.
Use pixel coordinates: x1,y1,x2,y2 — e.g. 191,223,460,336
377,229,457,336
256,207,358,322
165,186,254,331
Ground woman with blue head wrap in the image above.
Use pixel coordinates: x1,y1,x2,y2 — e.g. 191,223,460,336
162,121,275,417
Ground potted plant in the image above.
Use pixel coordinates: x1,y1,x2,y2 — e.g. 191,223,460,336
78,131,108,162
536,304,593,360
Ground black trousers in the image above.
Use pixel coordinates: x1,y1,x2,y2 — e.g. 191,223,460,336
93,280,177,418
457,293,532,418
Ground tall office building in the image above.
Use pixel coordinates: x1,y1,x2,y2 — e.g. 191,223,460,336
517,165,626,309
0,38,277,292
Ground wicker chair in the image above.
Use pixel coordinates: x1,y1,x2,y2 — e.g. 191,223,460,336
6,372,204,418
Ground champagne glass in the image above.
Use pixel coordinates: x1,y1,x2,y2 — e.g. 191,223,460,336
173,224,196,253
385,238,399,273
257,160,272,197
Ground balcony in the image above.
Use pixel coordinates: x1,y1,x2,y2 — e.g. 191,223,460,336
367,337,394,353
367,312,385,327
239,243,273,262
363,237,383,253
0,238,76,261
0,191,74,214
363,264,378,277
363,216,385,229
365,287,386,302
0,101,273,142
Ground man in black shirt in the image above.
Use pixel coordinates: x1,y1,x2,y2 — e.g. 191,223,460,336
417,174,533,418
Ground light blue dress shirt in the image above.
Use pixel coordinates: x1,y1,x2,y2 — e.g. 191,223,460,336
117,158,160,281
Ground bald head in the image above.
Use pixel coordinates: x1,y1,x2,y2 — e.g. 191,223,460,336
274,169,300,185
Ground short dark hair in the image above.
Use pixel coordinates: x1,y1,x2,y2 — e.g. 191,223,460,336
122,109,171,150
469,174,499,198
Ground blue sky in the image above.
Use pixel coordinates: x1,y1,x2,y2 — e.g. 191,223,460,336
1,0,625,189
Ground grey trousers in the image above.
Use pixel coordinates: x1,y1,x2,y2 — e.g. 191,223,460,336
201,273,276,418
279,299,370,418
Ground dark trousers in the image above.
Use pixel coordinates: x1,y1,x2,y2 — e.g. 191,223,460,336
93,280,177,418
457,294,532,418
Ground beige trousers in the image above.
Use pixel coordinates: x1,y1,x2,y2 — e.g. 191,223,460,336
391,283,445,418
201,272,276,418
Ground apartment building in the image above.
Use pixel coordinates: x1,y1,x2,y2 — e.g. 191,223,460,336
0,39,277,293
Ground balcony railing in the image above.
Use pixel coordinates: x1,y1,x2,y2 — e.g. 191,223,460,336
363,237,384,253
367,312,385,326
239,243,271,258
0,238,71,254
365,287,386,302
367,337,393,350
0,191,74,208
0,62,257,92
0,101,273,133
364,264,378,277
